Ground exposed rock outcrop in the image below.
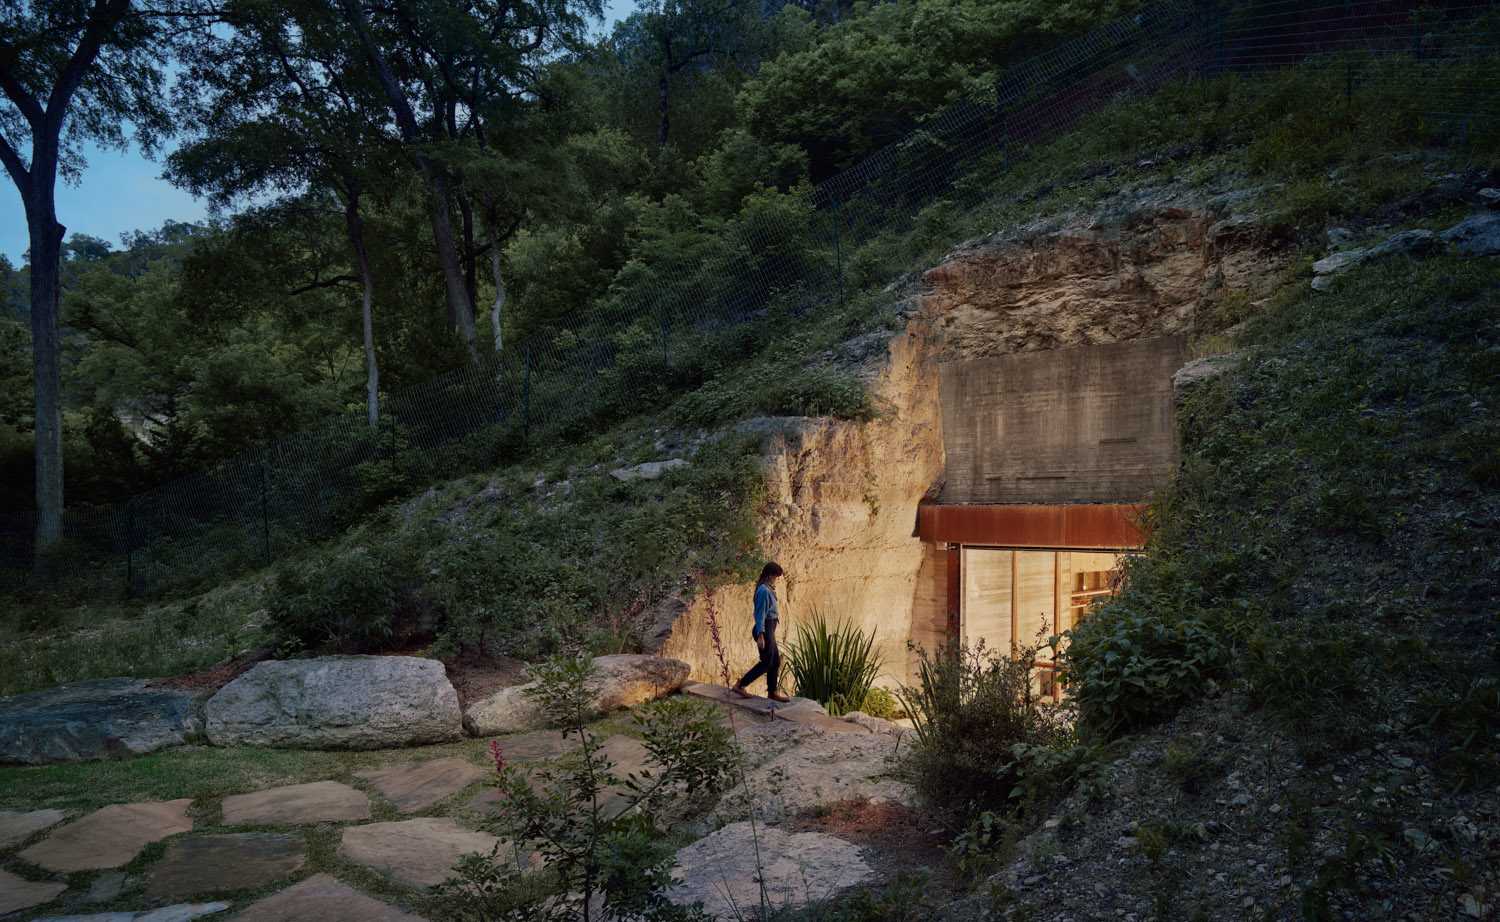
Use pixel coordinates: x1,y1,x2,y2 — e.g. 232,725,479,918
1442,211,1500,256
463,654,690,735
658,188,1288,686
204,656,461,749
0,678,203,765
610,458,689,481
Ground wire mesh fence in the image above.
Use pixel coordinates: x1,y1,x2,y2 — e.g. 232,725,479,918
4,0,1497,596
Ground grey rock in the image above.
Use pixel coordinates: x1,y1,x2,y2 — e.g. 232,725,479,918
1312,229,1439,290
667,823,874,920
1326,226,1356,247
840,711,906,736
609,459,688,482
83,872,128,904
0,679,203,765
1368,229,1439,257
1477,188,1500,208
205,656,461,750
1173,354,1240,395
464,655,689,736
0,808,68,848
0,868,67,916
1440,212,1500,256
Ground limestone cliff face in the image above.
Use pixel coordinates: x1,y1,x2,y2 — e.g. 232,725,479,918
660,310,947,687
657,194,1286,687
923,206,1280,360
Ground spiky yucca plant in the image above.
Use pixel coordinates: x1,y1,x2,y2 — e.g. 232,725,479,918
784,610,884,716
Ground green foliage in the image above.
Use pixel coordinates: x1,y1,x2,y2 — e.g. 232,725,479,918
1062,591,1228,738
1064,257,1500,742
267,533,427,654
949,810,1016,882
857,685,907,721
738,0,1135,177
784,611,883,716
898,642,1075,813
1419,677,1500,790
435,656,734,921
424,434,765,659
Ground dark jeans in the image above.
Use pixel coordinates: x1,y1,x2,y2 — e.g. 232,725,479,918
736,619,781,695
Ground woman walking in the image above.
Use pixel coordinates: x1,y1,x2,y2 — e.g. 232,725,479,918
732,562,791,702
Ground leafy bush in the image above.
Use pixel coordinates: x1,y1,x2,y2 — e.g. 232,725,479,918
856,685,908,721
784,611,883,716
1062,595,1228,738
266,535,427,653
435,656,736,921
898,641,1073,813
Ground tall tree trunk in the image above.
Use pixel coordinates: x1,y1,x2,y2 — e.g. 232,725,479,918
488,223,505,354
343,193,380,428
0,0,128,556
26,201,65,552
458,193,478,313
657,71,671,148
338,0,478,360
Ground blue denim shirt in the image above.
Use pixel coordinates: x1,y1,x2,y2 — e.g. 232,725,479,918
752,583,779,637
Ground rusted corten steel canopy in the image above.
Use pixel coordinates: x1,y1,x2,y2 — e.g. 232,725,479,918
915,501,1149,549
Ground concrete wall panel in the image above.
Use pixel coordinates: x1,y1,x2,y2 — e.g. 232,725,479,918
939,336,1187,504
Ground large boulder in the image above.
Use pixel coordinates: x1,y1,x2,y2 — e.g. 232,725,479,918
0,678,203,765
463,654,690,736
205,656,461,749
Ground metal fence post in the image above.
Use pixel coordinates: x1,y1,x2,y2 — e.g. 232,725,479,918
258,460,271,564
831,195,846,306
124,501,134,597
522,347,532,443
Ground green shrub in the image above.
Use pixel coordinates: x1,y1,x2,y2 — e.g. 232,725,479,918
784,612,883,716
1062,597,1228,738
898,642,1073,813
267,536,426,653
435,656,735,921
856,685,908,721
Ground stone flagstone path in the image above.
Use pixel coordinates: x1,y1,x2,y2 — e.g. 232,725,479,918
0,867,68,916
19,800,194,872
219,780,369,826
337,816,509,887
0,808,67,850
1,692,901,920
356,757,486,813
35,902,230,921
145,833,307,901
229,873,425,921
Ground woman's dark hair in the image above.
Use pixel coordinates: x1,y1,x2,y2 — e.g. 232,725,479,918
757,562,784,585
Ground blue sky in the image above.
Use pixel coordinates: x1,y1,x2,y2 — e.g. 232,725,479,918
1,0,636,265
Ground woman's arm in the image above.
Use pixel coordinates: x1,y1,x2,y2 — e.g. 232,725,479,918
752,585,770,638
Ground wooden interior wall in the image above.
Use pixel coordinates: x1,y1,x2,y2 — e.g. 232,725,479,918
957,548,1126,657
1014,551,1056,652
906,541,953,678
962,547,1013,653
